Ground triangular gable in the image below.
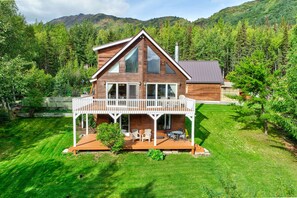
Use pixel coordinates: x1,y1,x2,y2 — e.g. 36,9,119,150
91,29,191,80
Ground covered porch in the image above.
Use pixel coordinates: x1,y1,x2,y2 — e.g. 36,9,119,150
72,96,196,150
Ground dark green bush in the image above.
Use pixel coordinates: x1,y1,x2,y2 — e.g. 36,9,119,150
0,109,10,123
147,149,165,161
96,123,124,154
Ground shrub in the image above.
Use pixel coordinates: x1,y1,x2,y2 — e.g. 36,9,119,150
0,109,10,123
96,123,124,154
147,149,165,161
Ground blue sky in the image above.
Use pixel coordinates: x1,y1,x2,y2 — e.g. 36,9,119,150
16,0,251,23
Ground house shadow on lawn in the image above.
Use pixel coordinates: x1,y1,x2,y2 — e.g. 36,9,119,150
192,104,211,146
0,117,72,162
120,180,156,198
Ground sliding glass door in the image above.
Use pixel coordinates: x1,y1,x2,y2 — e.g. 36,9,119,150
146,83,177,107
107,83,138,106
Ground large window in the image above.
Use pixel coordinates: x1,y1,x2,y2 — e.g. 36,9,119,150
147,46,160,74
107,82,139,101
157,114,171,130
125,47,138,73
146,83,177,99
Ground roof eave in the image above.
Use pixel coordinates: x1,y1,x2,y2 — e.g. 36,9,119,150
92,37,133,52
91,29,192,80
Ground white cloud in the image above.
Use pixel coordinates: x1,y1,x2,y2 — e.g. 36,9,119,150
16,0,130,23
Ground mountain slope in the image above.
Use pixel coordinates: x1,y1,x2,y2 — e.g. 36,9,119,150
48,13,189,28
195,0,297,26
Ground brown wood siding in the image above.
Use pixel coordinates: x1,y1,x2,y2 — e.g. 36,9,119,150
130,114,185,132
95,114,184,133
97,42,127,69
186,84,221,101
94,37,187,99
96,114,111,125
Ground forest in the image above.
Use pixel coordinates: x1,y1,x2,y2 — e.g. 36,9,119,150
0,0,296,139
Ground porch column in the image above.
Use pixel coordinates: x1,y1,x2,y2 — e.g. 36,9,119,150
81,114,84,128
186,114,195,146
148,113,163,146
73,113,76,147
191,115,195,146
73,113,81,147
86,113,89,135
109,113,122,123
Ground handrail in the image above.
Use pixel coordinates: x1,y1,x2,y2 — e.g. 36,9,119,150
72,97,195,113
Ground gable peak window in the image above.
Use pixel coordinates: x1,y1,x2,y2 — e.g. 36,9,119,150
147,46,160,74
108,62,119,73
165,63,176,74
125,47,138,73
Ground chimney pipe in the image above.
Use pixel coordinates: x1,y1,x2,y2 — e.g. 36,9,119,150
175,42,179,62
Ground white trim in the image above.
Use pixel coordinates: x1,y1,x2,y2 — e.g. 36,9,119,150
91,30,191,80
90,79,97,83
92,37,132,51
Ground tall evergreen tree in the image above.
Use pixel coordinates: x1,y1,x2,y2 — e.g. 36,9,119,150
227,50,274,135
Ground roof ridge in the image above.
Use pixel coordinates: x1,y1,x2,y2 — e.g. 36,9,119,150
91,29,192,80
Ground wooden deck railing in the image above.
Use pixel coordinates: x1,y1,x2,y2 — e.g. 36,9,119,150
72,97,196,114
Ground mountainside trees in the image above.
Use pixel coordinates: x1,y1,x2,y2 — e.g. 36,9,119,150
0,0,296,138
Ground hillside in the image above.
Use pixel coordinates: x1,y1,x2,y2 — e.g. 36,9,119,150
48,13,189,28
195,0,297,26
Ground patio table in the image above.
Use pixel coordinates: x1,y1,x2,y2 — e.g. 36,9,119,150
170,131,184,140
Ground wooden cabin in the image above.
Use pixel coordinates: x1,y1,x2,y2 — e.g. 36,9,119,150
71,30,197,152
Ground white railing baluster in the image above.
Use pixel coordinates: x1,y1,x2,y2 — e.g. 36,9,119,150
72,96,195,114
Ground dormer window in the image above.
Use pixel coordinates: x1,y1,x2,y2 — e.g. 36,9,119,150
165,63,175,74
125,47,138,73
147,46,160,74
108,62,119,73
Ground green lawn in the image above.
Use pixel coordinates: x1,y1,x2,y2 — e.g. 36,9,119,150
0,105,296,197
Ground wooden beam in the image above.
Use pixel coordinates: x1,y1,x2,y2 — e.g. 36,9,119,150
109,113,122,123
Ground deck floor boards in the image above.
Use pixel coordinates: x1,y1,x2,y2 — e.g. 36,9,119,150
69,134,196,153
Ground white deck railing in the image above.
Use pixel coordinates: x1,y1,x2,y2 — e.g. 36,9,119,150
72,97,196,114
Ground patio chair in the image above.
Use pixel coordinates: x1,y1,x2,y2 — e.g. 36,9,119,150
142,129,152,142
131,129,141,142
179,95,186,107
179,129,189,141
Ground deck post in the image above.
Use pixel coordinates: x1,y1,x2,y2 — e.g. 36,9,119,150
86,113,89,135
186,114,195,146
154,119,157,146
148,113,163,146
73,113,77,147
191,115,195,146
81,114,84,128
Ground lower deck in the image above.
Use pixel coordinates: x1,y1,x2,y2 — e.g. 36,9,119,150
69,134,204,154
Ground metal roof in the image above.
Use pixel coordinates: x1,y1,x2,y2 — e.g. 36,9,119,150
179,61,223,84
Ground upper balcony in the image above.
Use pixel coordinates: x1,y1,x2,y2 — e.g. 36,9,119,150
72,96,196,115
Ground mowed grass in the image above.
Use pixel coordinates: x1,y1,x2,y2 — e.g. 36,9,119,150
0,105,297,197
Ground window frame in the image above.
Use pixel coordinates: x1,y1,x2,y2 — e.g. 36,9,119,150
165,62,176,74
147,46,160,74
125,46,139,73
145,83,178,99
